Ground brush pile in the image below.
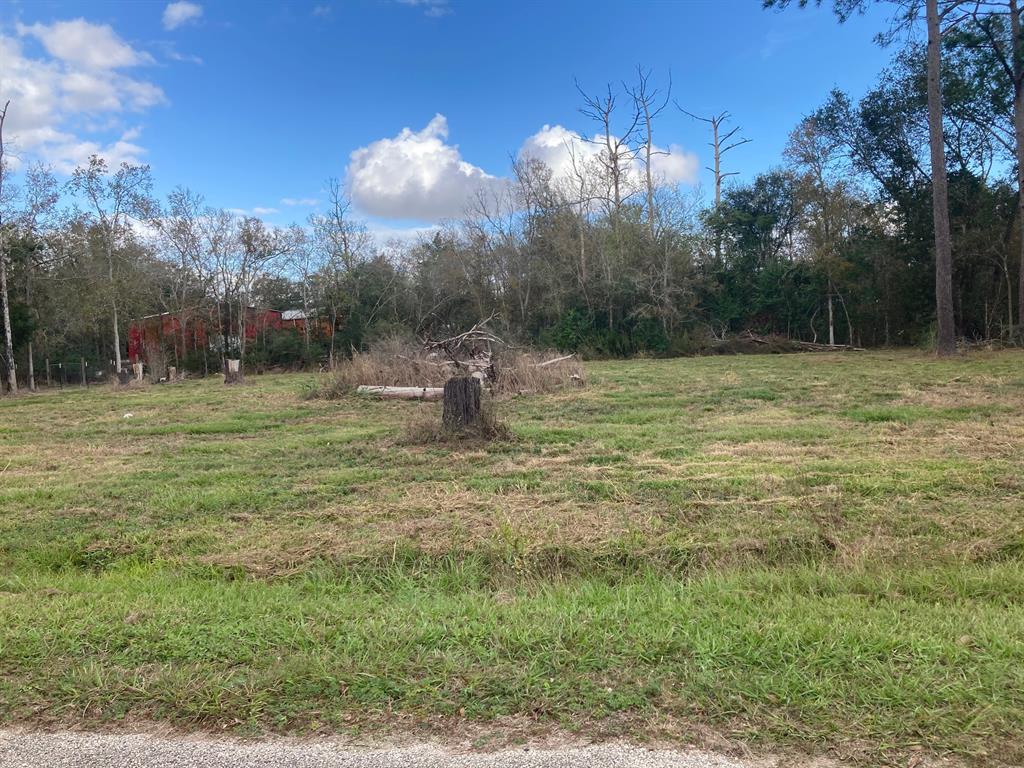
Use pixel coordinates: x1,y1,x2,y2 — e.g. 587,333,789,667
314,319,584,400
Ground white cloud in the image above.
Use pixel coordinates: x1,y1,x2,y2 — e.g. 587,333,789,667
518,124,699,188
281,197,319,207
312,5,332,17
366,221,440,245
155,41,203,64
17,19,153,69
227,206,279,216
347,114,506,221
346,116,699,223
162,1,204,30
0,23,165,172
397,0,452,17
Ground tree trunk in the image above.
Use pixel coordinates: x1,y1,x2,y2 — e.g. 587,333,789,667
329,308,337,369
0,250,16,394
442,376,481,431
106,239,123,374
111,302,123,372
827,290,835,347
1011,0,1024,328
27,341,34,391
926,0,957,356
225,358,243,385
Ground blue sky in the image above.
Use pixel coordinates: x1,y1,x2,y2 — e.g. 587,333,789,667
0,0,901,237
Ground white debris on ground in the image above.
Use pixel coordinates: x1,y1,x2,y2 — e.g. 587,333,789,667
0,730,837,768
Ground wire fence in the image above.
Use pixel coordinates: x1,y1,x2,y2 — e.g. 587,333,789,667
34,358,121,388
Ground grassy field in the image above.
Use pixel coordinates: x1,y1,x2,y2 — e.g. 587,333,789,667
1,351,1023,765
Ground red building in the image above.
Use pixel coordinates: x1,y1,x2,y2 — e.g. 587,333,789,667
128,306,311,364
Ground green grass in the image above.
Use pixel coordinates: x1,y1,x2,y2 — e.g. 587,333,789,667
1,351,1023,765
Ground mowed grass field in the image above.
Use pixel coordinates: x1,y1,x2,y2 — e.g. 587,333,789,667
1,351,1023,765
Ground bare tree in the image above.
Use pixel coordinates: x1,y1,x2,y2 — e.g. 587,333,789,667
233,216,290,365
68,155,153,374
676,108,751,209
309,180,371,366
285,224,319,360
147,187,209,367
575,79,643,329
628,67,672,238
575,80,642,214
197,208,238,373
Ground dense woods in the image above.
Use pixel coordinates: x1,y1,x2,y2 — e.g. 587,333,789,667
1,1,1021,389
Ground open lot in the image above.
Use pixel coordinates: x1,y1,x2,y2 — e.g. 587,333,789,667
1,351,1023,766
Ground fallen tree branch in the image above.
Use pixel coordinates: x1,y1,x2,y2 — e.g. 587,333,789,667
535,353,576,368
739,330,865,352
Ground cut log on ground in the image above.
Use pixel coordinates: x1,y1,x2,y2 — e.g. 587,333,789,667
356,385,444,401
442,376,481,430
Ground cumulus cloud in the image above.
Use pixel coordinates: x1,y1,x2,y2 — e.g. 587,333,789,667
1,23,165,172
347,114,505,221
518,124,699,188
162,1,203,30
17,19,153,69
281,197,319,207
346,116,699,223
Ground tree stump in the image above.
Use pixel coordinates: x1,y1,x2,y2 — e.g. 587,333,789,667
225,359,243,385
442,376,481,431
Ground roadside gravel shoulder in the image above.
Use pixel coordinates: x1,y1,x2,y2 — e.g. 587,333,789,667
0,729,837,768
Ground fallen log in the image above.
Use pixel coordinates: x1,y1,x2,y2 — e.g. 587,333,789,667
739,330,865,352
356,385,444,401
536,353,576,368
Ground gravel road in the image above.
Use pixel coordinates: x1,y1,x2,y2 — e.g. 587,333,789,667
0,730,771,768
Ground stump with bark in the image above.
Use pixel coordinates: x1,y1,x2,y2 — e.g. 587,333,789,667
442,376,481,431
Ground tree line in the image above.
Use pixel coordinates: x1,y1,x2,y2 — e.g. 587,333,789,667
0,0,1021,392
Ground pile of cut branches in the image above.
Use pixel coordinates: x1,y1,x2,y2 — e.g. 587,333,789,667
312,320,584,400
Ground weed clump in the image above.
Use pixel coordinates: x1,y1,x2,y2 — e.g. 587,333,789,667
397,399,513,445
